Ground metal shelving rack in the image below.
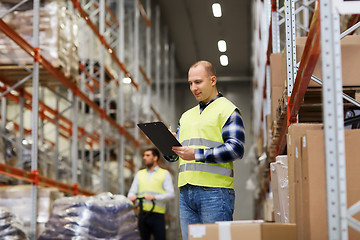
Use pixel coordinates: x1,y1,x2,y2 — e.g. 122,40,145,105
253,0,360,238
0,0,176,238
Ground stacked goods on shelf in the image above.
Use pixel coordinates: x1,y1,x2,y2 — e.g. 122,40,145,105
270,155,289,223
270,53,285,124
0,206,29,239
0,126,69,183
268,53,286,159
188,221,296,240
39,193,140,239
0,185,64,237
295,35,360,87
294,129,360,240
0,128,22,184
274,35,360,123
0,0,79,80
286,123,323,224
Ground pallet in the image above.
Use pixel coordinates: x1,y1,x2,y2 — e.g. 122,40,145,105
0,64,77,86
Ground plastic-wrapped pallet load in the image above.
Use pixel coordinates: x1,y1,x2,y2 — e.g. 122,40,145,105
0,206,29,240
0,185,64,237
39,192,140,240
0,0,79,79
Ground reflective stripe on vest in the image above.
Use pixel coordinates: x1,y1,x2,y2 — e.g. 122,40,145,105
181,138,223,148
179,162,234,177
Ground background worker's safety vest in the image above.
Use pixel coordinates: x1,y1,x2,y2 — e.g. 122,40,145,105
178,97,238,189
138,167,167,214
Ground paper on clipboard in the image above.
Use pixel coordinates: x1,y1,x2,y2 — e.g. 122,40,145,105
137,121,181,156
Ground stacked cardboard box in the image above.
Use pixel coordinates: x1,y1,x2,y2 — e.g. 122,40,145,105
286,123,323,226
270,155,289,223
188,221,296,240
298,129,360,240
282,35,360,88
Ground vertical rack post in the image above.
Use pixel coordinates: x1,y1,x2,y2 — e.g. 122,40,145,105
271,0,281,53
79,22,86,188
72,92,78,186
55,86,60,180
163,27,169,122
284,0,297,132
134,0,140,171
170,44,175,126
155,6,161,113
319,0,348,239
19,90,24,173
145,0,152,122
284,0,296,98
117,0,125,195
31,0,40,238
99,0,106,192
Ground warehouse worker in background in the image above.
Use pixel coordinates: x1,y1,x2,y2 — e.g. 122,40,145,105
165,60,245,240
128,147,175,240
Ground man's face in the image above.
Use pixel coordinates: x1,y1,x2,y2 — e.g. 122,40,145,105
143,150,157,168
188,65,216,103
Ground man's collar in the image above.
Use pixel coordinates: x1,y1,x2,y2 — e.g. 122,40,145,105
199,92,223,108
147,165,159,172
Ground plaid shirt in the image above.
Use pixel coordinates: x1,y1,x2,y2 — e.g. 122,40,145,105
166,93,245,163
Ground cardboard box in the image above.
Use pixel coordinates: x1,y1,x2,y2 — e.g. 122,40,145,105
300,129,360,240
270,53,286,123
266,114,272,151
270,162,280,222
270,53,284,88
263,197,274,222
188,221,296,240
286,123,323,224
296,35,360,87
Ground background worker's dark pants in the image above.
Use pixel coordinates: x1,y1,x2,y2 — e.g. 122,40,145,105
138,212,166,240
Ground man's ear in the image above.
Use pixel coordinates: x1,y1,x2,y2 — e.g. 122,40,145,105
211,76,217,86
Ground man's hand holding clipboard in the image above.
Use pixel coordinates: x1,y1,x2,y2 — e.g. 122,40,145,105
137,122,181,162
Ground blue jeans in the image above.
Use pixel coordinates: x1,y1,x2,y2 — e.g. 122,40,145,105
179,184,235,240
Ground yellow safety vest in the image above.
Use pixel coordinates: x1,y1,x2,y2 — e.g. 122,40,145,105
138,167,167,214
178,97,238,189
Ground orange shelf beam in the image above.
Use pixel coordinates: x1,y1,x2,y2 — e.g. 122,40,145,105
275,6,321,155
139,65,151,85
137,0,151,27
0,163,94,196
150,105,164,123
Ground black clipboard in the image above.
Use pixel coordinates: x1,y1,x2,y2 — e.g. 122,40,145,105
137,121,181,156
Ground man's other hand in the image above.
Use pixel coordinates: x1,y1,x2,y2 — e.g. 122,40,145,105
172,146,195,160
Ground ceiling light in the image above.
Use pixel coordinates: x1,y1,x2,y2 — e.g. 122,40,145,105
218,40,227,52
212,3,222,17
220,55,228,66
122,77,131,84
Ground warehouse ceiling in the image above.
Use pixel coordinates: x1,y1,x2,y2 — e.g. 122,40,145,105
154,0,253,82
